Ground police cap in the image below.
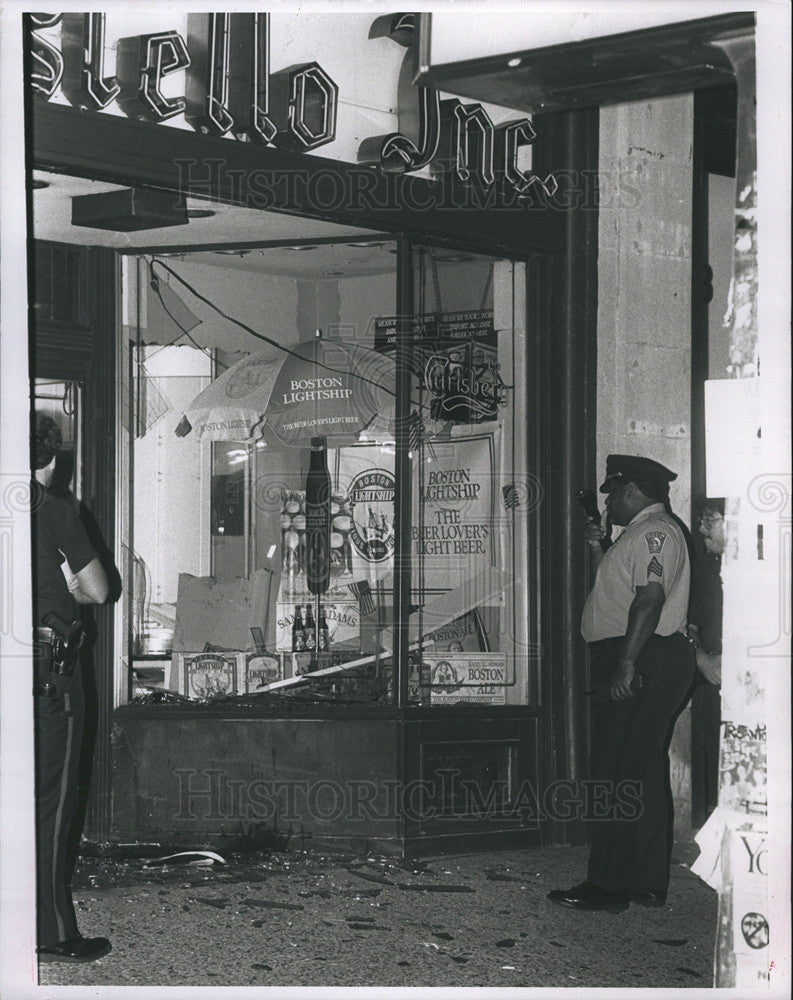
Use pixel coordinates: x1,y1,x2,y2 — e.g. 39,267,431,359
599,454,677,494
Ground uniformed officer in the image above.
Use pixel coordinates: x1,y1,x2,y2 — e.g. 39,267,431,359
31,414,112,962
549,455,696,913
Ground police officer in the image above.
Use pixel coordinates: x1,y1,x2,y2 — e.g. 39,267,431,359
548,455,696,913
32,414,112,962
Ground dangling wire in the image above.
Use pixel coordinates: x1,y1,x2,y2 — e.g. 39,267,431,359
145,263,214,361
148,256,419,407
479,265,493,312
61,381,76,416
430,253,443,315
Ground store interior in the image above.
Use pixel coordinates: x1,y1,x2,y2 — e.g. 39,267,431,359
32,169,533,711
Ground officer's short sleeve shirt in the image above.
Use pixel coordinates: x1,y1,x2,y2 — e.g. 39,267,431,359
32,487,97,624
581,503,690,642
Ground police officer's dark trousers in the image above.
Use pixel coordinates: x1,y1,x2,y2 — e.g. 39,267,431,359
35,664,84,947
586,633,696,897
691,678,721,827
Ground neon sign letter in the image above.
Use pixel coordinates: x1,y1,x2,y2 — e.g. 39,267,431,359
25,14,64,100
494,119,558,197
436,100,496,186
117,31,191,122
228,13,277,144
271,63,338,151
61,14,121,111
358,13,440,173
186,14,234,136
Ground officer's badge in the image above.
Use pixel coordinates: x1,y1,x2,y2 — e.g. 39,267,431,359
648,556,663,577
645,531,666,554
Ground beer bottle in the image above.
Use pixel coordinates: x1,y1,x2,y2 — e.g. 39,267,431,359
304,603,316,651
292,606,306,652
318,605,330,651
305,437,331,595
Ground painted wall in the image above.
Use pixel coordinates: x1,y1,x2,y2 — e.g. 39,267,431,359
707,171,737,381
597,94,695,841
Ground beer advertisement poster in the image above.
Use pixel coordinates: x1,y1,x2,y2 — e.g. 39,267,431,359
276,445,394,651
413,432,497,596
423,653,508,705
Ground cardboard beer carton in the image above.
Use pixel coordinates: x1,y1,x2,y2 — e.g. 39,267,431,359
175,651,240,700
244,652,281,693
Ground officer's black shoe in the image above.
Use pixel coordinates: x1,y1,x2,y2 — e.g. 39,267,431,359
630,889,667,907
547,880,629,913
38,935,112,963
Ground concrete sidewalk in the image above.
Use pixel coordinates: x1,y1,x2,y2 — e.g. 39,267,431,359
38,842,716,990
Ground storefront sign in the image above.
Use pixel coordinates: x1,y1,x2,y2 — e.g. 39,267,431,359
358,13,555,195
25,12,552,195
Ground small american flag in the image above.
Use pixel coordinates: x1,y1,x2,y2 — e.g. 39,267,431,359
348,580,375,614
395,410,424,452
174,415,192,438
502,483,520,509
409,411,424,452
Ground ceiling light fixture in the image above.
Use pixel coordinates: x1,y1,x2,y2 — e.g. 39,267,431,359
72,188,188,231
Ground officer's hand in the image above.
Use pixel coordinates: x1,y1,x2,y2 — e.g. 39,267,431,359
584,520,606,548
610,659,636,700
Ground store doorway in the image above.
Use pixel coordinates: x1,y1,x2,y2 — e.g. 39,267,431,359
690,83,737,828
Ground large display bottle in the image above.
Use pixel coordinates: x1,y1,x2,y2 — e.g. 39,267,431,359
305,436,331,595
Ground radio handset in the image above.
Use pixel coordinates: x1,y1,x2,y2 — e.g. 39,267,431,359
575,488,612,552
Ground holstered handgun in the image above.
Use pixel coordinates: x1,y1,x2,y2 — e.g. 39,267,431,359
42,612,85,676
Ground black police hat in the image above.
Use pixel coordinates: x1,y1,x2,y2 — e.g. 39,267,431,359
599,454,677,494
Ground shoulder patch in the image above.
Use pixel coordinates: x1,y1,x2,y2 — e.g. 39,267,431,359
648,556,664,577
645,531,666,554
